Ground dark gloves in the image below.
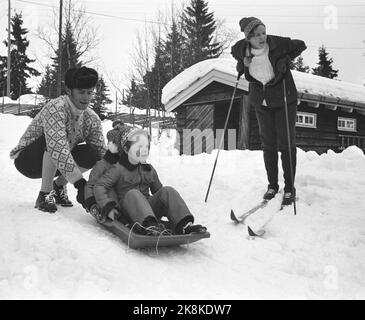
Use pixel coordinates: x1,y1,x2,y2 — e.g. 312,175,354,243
74,178,87,206
97,201,119,224
84,196,96,212
101,201,118,217
236,61,244,80
277,55,292,74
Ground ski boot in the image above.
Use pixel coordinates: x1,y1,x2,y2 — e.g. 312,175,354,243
181,222,207,234
53,181,73,207
35,191,57,213
281,189,296,207
263,186,279,200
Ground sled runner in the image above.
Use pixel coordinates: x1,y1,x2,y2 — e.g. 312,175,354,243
101,219,210,249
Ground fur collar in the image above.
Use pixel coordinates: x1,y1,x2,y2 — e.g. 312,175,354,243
118,152,152,171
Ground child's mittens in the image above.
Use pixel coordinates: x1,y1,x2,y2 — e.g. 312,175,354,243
107,208,120,221
89,204,102,221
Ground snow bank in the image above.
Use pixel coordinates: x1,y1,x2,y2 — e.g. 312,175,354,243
0,96,16,104
105,103,175,117
1,113,365,300
15,94,46,105
0,95,47,105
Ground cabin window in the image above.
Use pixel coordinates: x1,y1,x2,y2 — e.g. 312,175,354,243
338,117,356,132
296,112,316,128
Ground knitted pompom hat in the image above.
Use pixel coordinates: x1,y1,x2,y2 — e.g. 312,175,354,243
120,126,150,152
112,119,124,129
239,17,265,38
106,128,124,147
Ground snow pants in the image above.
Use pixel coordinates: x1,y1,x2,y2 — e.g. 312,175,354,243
254,102,297,192
121,186,194,231
14,135,99,179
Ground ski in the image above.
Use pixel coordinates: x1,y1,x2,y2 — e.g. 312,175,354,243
247,196,300,237
247,226,265,237
230,199,269,224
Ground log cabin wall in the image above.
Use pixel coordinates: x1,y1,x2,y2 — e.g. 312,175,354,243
175,81,248,155
296,102,365,153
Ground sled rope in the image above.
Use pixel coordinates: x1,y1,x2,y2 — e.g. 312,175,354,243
127,222,141,251
127,222,172,255
155,228,172,255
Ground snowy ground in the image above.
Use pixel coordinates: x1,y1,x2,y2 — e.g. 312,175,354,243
0,113,365,300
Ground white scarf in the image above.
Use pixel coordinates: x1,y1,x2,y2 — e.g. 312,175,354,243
248,43,275,85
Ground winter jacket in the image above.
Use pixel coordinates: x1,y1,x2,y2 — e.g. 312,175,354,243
9,95,107,183
231,35,307,108
94,153,163,216
84,151,119,210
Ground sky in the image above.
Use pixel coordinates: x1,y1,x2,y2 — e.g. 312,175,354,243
0,0,365,97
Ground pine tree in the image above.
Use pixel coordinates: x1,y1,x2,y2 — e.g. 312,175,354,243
163,20,186,79
140,19,186,112
123,79,148,110
37,65,55,98
0,12,40,99
51,21,82,93
182,0,222,68
38,22,81,98
143,33,171,111
90,76,112,120
0,62,5,96
291,55,310,73
312,45,338,79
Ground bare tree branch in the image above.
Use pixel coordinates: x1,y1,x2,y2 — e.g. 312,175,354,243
36,0,99,65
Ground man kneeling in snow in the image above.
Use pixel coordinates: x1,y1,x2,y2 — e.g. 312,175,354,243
9,67,107,213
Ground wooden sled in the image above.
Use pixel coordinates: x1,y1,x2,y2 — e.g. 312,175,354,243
101,220,210,249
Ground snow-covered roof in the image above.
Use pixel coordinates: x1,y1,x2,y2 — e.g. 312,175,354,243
0,94,46,105
105,103,153,115
161,58,365,113
16,94,46,105
105,102,176,117
0,96,16,104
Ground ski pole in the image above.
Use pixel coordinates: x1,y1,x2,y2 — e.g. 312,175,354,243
283,78,297,215
205,75,240,203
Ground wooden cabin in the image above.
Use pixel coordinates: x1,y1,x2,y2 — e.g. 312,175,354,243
161,58,365,155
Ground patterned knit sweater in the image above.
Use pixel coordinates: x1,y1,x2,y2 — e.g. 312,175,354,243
10,95,107,183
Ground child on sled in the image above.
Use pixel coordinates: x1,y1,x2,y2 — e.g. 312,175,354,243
92,126,207,236
83,119,128,222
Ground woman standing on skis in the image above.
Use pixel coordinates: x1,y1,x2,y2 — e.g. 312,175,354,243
231,17,306,206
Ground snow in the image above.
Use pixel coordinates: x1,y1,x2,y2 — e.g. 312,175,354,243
105,103,175,117
0,96,16,104
0,95,47,105
161,58,365,107
104,103,150,115
15,94,46,105
1,113,365,299
161,58,237,105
